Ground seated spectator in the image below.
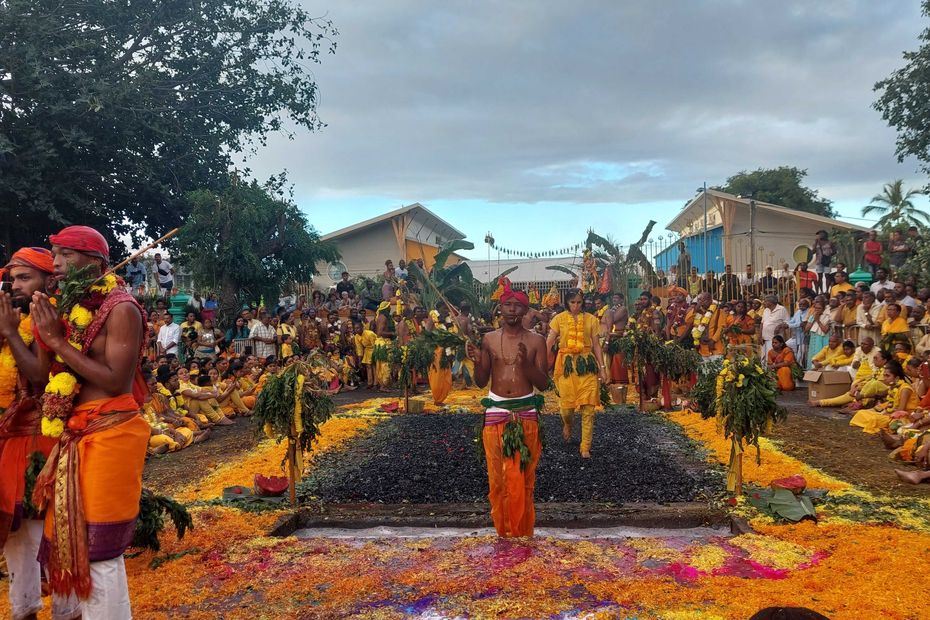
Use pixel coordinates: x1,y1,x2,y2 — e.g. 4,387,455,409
208,367,251,416
177,367,233,426
766,335,797,391
810,333,843,370
195,318,223,360
850,360,919,434
881,303,910,350
811,346,890,410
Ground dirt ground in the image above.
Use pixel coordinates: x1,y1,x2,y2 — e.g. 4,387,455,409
770,388,930,498
142,388,384,495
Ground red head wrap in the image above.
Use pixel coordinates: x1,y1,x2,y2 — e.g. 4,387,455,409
3,247,55,275
48,225,109,260
499,279,529,307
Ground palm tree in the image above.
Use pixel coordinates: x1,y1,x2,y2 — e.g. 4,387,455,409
862,180,929,230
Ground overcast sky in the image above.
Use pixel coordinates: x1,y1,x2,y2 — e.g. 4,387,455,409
245,0,930,258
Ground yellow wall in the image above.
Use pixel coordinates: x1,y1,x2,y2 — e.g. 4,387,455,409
405,240,460,270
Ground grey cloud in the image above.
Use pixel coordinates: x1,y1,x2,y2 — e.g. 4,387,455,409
248,0,927,206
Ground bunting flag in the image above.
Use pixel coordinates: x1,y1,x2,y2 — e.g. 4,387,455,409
484,237,583,258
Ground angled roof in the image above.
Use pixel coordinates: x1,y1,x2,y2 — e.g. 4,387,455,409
321,203,466,243
667,189,869,233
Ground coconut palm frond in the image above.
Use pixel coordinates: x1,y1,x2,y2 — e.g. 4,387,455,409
433,240,475,271
586,230,622,258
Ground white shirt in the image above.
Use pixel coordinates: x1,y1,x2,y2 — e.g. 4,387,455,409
249,323,277,359
157,322,181,354
760,304,788,342
900,295,917,309
153,260,174,284
739,273,756,288
856,303,881,330
870,279,896,294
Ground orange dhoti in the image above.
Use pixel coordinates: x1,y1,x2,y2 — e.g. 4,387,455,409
34,394,149,598
481,393,543,538
609,352,630,384
428,347,453,405
0,401,58,549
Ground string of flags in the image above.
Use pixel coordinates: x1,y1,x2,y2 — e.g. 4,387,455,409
484,232,582,259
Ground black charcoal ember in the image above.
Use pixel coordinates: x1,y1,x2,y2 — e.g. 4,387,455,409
297,411,715,504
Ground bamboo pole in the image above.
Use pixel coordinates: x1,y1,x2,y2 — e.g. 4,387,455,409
287,438,298,506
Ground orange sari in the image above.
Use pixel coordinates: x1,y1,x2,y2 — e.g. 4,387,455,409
34,394,149,598
767,347,797,391
428,347,453,405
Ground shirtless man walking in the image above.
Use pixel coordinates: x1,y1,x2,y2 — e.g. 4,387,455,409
467,284,548,537
30,226,149,619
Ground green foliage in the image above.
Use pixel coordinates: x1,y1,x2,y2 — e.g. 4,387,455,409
690,358,723,416
615,327,701,380
22,451,46,519
861,180,929,231
132,489,193,553
54,265,99,314
407,240,479,311
416,329,467,369
702,355,787,464
900,233,930,283
714,167,835,218
748,486,818,523
874,3,930,183
501,420,532,471
0,0,337,255
251,362,336,454
177,176,339,319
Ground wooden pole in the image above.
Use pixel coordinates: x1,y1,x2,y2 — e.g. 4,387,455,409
287,438,297,506
98,228,180,282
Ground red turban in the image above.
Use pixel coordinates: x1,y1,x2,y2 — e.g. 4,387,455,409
4,247,55,274
48,225,109,260
499,280,529,307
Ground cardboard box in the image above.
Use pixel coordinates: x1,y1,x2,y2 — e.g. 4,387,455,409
803,370,851,401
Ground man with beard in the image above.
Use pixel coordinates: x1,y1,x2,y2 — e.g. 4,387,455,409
467,283,548,537
29,227,148,618
0,247,80,620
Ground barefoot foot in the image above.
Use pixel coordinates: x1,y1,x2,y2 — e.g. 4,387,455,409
562,424,571,441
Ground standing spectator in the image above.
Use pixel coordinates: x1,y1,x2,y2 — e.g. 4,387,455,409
153,253,175,299
381,273,395,301
870,268,896,295
761,295,789,362
336,271,356,296
277,311,299,355
360,280,379,312
796,262,818,295
125,257,147,292
907,225,923,247
862,230,883,276
189,291,203,312
718,265,741,302
759,266,778,296
687,266,702,298
857,291,881,344
195,318,223,360
786,297,811,359
383,259,394,279
739,264,757,298
701,270,719,297
323,290,340,314
311,290,325,313
812,230,836,293
180,311,202,360
249,312,277,359
889,230,910,272
395,259,409,280
201,293,218,323
675,241,691,288
156,312,181,358
830,271,854,298
226,317,250,346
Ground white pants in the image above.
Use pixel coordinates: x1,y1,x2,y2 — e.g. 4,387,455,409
2,519,80,620
84,556,132,620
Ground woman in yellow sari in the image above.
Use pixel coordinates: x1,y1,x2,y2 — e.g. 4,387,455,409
766,335,796,391
850,360,919,434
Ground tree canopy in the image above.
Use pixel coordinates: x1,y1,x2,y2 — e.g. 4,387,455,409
862,180,928,231
0,0,336,257
714,167,836,218
176,176,339,319
874,0,930,185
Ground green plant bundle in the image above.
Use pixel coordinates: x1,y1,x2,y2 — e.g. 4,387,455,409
54,264,98,313
599,382,611,408
22,451,47,519
252,362,335,453
132,489,194,552
501,420,532,471
703,354,787,464
418,328,467,369
615,326,701,379
564,353,598,376
371,343,394,364
691,358,723,415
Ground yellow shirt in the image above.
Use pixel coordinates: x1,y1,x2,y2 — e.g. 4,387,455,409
281,343,294,359
824,351,854,368
551,311,599,355
812,344,841,365
882,317,909,336
830,282,854,297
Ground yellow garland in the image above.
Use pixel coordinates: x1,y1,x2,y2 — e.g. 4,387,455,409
562,313,586,354
691,303,718,346
0,315,36,407
294,373,305,435
88,273,119,294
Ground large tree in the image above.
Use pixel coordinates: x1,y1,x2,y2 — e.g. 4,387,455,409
874,1,930,185
715,167,836,218
862,180,929,231
0,0,336,258
176,175,339,319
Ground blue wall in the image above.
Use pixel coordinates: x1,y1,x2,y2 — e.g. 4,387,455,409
655,229,724,274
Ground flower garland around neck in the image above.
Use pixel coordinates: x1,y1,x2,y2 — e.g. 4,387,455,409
0,314,35,408
562,311,586,354
691,302,719,347
40,273,119,438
